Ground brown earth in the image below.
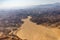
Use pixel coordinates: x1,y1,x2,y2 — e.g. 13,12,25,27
16,16,60,40
0,16,60,40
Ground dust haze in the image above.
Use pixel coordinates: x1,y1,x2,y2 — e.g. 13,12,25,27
0,3,60,40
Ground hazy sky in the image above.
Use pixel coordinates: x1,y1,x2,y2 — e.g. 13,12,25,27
0,0,60,9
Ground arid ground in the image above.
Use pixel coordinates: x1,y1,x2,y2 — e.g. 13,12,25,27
15,16,60,40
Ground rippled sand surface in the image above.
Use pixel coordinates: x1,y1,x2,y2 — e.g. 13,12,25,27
16,16,60,40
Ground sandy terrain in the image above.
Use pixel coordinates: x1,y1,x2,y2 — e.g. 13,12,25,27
16,16,60,40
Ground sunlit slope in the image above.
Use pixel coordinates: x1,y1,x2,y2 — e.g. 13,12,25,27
16,16,60,40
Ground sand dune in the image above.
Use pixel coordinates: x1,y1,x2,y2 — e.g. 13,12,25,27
16,16,60,40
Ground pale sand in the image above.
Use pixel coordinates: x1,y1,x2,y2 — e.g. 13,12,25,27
16,16,60,40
